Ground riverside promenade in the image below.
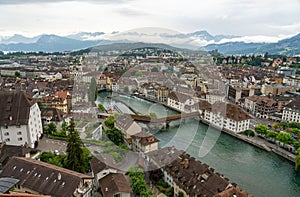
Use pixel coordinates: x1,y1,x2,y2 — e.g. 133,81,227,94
132,94,297,164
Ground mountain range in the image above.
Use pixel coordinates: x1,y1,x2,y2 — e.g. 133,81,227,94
0,30,299,56
203,33,300,56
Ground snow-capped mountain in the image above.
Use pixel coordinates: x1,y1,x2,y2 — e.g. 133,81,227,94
0,28,298,55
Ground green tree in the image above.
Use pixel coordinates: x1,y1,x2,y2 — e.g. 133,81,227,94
140,190,153,197
98,103,106,111
244,130,255,137
82,146,93,172
40,152,66,168
105,127,124,146
48,157,63,167
40,152,56,162
280,121,288,129
128,166,152,196
266,131,278,139
165,187,174,197
178,192,184,197
255,124,268,135
61,121,68,133
15,71,21,78
272,122,282,130
276,132,295,144
292,128,300,134
288,122,300,129
104,115,115,129
46,122,57,135
294,141,300,150
66,121,86,173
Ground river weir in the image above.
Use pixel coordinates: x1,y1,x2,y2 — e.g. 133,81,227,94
97,91,300,197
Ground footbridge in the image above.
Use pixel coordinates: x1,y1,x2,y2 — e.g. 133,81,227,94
129,111,200,123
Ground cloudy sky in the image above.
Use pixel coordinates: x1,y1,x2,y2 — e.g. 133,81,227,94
1,0,300,37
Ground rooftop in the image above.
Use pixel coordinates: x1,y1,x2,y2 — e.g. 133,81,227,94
0,91,36,126
98,173,131,197
0,157,93,197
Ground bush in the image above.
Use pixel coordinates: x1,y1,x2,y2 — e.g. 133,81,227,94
104,116,115,129
288,122,300,129
244,130,255,137
98,103,106,111
255,124,268,135
266,131,278,139
276,132,295,145
165,187,174,197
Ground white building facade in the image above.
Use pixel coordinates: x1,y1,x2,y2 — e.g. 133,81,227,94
0,92,43,148
282,100,300,123
204,102,251,133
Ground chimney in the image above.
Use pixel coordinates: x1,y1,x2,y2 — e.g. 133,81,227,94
183,158,189,169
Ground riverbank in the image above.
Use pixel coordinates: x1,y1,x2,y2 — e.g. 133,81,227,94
202,119,296,163
134,94,297,164
97,91,300,196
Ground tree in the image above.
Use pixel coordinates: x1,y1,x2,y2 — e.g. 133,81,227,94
104,115,115,129
98,103,106,111
66,121,86,173
280,121,288,129
272,122,282,130
178,192,184,197
292,128,300,134
46,122,57,135
244,130,255,137
105,127,124,146
40,152,65,168
15,71,21,78
165,187,174,197
40,152,56,162
276,132,295,144
128,166,152,196
266,131,278,139
294,141,300,150
82,146,93,172
140,190,153,197
61,121,68,133
288,122,300,129
255,124,268,135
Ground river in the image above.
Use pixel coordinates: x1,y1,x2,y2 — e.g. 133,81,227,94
97,91,300,197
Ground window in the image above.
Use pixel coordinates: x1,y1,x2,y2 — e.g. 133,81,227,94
5,138,10,142
18,137,23,141
4,132,9,136
17,131,22,135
